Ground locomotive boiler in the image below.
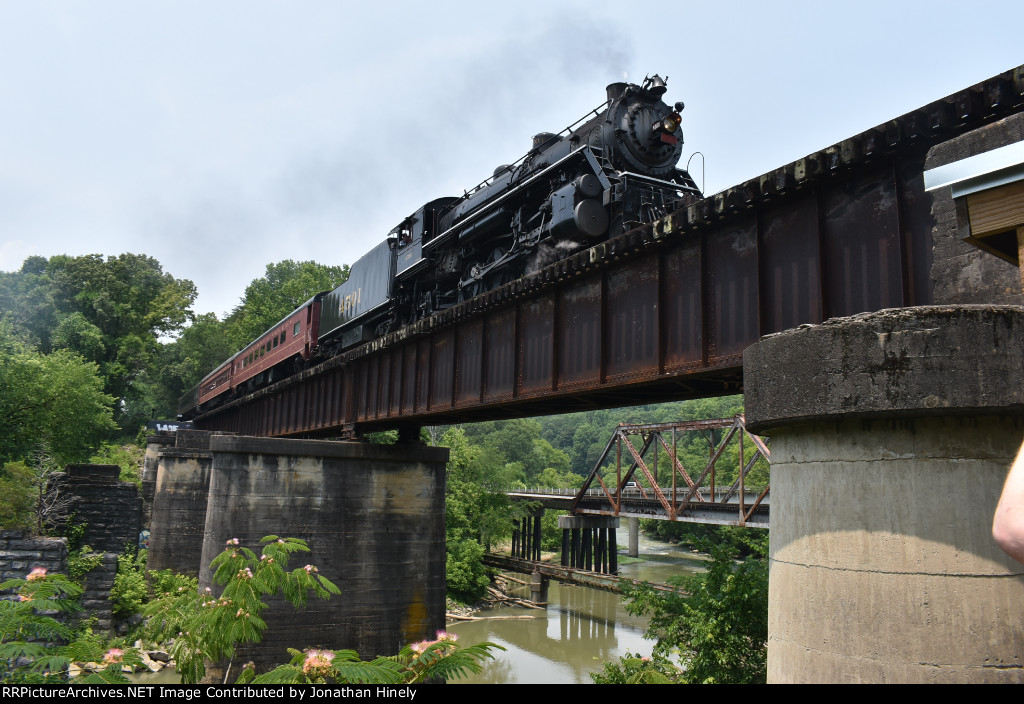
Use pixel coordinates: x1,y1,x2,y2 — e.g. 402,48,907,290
179,74,700,419
390,74,700,324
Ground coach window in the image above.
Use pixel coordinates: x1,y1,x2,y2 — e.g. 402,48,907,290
273,336,278,349
294,321,301,336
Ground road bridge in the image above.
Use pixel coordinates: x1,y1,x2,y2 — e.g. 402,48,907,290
194,67,1024,439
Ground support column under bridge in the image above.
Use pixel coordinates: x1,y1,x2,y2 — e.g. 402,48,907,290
745,305,1024,683
559,515,618,574
148,433,448,675
147,430,223,576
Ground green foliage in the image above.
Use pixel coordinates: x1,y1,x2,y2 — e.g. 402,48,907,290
225,260,349,350
0,326,117,467
641,522,767,559
142,312,235,419
148,568,198,599
1,568,149,683
45,253,196,429
238,632,502,685
610,532,769,684
439,427,532,601
90,442,144,486
1,253,197,432
0,461,37,529
445,539,490,604
144,535,341,684
111,549,148,617
67,546,104,587
591,651,682,684
142,534,500,685
463,418,570,484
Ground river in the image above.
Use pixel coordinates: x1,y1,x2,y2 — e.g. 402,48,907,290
447,533,706,684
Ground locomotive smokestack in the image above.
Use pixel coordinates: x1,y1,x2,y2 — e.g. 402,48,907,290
606,82,627,101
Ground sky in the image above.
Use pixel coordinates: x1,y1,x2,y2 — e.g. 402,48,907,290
1,0,1022,319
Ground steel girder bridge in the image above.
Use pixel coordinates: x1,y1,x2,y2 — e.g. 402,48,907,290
193,66,1024,438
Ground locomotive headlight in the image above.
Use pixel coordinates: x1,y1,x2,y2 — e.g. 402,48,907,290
661,114,680,133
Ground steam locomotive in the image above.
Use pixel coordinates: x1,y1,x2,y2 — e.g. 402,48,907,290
178,75,700,419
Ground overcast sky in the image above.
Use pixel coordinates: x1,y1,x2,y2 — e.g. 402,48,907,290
1,1,1021,319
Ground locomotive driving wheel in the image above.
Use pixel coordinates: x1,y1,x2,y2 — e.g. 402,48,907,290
459,246,508,301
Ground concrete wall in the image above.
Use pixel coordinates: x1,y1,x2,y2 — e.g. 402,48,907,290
198,436,449,670
142,433,176,528
745,305,1024,683
147,449,213,576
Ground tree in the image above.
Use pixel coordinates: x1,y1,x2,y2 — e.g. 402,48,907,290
0,257,58,351
141,312,235,419
439,427,524,602
42,254,197,428
225,260,349,350
601,530,769,684
0,327,117,469
1,254,197,432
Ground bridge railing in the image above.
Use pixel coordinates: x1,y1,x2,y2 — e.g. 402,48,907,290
569,416,770,526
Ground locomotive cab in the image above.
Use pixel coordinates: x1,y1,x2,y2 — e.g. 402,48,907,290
395,197,458,280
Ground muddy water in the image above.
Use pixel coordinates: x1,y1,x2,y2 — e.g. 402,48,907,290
447,534,705,684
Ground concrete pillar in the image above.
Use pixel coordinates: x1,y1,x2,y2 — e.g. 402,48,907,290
744,305,1024,683
199,435,448,673
142,432,176,528
530,571,549,605
147,448,213,576
628,517,639,557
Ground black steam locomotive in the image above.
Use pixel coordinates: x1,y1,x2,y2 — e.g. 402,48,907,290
179,75,700,418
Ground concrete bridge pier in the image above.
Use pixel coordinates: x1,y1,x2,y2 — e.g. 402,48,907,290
141,432,175,528
530,571,549,605
197,435,449,675
744,305,1024,683
147,430,218,576
559,515,619,574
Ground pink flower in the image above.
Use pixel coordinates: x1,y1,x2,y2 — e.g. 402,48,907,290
237,567,253,579
26,567,47,581
302,649,336,676
435,631,458,643
303,565,318,574
226,538,240,546
103,648,124,665
410,640,432,654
